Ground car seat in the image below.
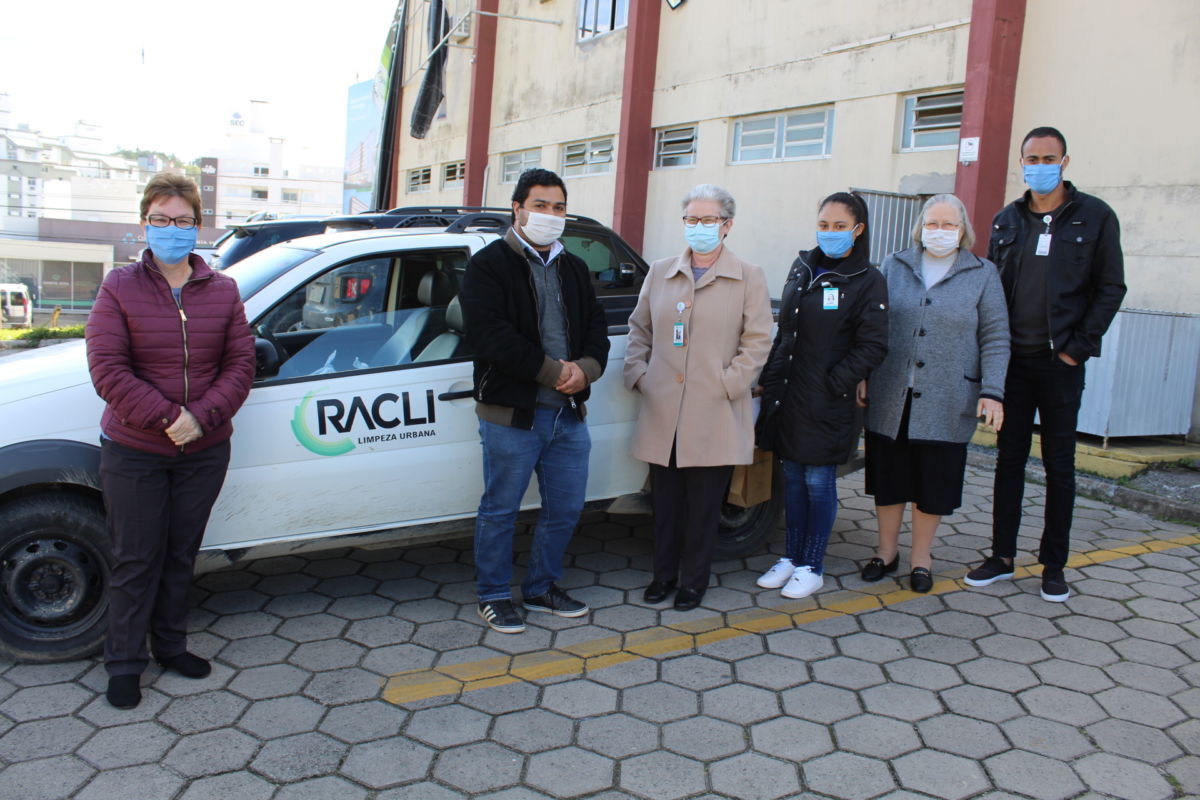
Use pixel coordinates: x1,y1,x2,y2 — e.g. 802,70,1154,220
413,295,466,362
372,269,454,366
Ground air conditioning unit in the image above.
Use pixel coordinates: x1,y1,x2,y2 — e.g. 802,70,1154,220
450,13,471,42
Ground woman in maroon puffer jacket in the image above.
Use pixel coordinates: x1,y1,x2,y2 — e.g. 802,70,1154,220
85,173,255,710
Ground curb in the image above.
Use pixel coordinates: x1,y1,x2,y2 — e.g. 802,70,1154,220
965,448,1200,525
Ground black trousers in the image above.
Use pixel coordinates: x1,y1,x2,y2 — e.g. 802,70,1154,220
649,448,734,594
100,439,231,677
992,355,1085,569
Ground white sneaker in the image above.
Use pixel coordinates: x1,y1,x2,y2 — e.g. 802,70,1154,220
780,566,824,599
756,558,796,589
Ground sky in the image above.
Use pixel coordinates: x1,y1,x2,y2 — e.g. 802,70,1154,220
0,0,401,165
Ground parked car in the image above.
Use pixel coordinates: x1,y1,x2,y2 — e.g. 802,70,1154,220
0,219,781,662
0,283,33,328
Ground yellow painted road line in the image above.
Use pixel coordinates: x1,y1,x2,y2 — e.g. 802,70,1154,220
381,532,1200,706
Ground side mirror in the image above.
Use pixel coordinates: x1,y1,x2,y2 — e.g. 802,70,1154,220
254,337,280,378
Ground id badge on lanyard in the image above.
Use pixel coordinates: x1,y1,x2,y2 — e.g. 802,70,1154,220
1036,214,1053,256
673,301,686,346
823,287,839,310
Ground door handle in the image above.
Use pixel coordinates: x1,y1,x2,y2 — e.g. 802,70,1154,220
438,389,474,401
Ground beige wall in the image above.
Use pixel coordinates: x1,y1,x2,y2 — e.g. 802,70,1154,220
1008,0,1200,436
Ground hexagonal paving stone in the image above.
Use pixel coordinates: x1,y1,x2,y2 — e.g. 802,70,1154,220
620,751,708,800
834,714,922,759
288,639,365,671
1018,685,1107,726
76,721,176,769
984,748,1087,800
217,634,296,668
163,728,260,777
780,682,860,723
304,666,383,704
250,731,347,783
959,656,1039,692
859,608,930,638
375,782,463,800
541,680,618,718
858,682,943,721
942,685,1024,722
586,657,658,689
1043,635,1120,667
622,682,698,723
74,764,183,800
362,643,438,675
917,714,1008,759
1087,718,1182,765
238,695,326,739
490,708,575,754
837,632,907,663
750,716,834,761
271,775,370,800
893,749,989,800
526,746,614,797
885,658,963,691
0,682,93,721
576,712,659,758
803,751,896,800
663,716,746,761
406,703,492,747
433,741,523,794
709,752,800,800
1095,686,1185,727
319,700,405,743
764,629,837,660
345,616,416,647
810,656,886,690
0,716,94,761
1073,752,1174,800
227,663,310,700
1001,716,1095,761
458,680,541,714
340,737,438,789
661,654,733,690
734,653,809,691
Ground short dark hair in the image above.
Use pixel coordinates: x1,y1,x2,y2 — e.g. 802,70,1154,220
141,172,202,222
818,191,871,262
1021,126,1068,157
511,168,567,209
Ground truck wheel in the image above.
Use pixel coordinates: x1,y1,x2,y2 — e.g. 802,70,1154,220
714,460,784,559
0,494,111,663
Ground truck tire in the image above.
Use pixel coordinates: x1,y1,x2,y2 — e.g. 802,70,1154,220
714,459,784,559
0,494,111,663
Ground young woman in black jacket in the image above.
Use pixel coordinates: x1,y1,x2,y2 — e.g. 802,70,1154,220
755,192,889,599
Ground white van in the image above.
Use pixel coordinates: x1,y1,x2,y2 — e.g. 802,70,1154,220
0,283,32,328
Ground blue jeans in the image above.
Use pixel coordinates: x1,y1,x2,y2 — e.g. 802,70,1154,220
475,407,591,602
782,461,839,574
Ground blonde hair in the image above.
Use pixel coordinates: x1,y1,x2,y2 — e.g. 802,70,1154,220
140,172,202,223
911,193,975,250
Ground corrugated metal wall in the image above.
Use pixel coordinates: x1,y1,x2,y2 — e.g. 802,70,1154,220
1078,309,1200,440
853,188,925,265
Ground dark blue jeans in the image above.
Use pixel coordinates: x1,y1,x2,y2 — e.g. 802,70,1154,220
782,460,839,574
992,354,1085,569
474,407,590,602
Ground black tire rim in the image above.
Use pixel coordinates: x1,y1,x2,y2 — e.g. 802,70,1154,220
0,532,107,638
718,501,765,546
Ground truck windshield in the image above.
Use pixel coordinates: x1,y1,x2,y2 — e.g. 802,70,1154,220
224,246,318,302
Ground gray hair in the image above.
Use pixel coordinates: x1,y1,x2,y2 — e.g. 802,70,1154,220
681,184,736,219
912,193,976,250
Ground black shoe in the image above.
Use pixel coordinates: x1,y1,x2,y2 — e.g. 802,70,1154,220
643,580,676,604
156,652,211,679
860,555,899,582
910,567,933,594
478,599,526,633
673,588,704,611
963,556,1015,587
1040,567,1070,602
106,675,142,709
523,585,589,618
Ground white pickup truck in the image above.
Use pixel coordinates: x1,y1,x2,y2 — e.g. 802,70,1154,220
0,217,781,662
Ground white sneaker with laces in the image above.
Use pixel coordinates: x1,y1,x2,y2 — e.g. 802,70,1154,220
756,558,796,589
780,566,824,599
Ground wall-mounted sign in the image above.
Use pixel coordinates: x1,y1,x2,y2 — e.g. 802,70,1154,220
958,137,980,164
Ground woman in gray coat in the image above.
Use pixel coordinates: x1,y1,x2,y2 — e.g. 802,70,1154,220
857,194,1009,592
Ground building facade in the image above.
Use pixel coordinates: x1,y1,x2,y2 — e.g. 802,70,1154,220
387,0,1200,434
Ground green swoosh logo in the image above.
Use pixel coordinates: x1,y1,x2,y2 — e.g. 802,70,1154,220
291,389,355,456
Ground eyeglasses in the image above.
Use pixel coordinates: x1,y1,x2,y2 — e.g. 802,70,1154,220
922,221,961,231
147,214,198,230
682,216,727,227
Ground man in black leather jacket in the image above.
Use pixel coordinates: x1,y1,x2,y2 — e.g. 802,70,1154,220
965,126,1125,603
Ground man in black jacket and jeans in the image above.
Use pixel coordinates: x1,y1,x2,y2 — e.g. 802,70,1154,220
965,127,1125,602
459,168,610,633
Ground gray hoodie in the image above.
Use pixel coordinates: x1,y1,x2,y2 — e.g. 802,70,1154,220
865,245,1009,444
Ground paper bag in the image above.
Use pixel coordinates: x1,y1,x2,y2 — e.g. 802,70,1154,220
727,448,774,508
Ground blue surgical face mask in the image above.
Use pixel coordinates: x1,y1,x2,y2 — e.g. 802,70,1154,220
1024,162,1062,195
816,229,856,259
145,224,198,264
685,222,722,254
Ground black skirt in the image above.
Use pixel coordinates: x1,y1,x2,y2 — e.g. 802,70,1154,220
864,391,968,516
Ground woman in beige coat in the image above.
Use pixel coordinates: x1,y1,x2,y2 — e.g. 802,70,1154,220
624,184,773,610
